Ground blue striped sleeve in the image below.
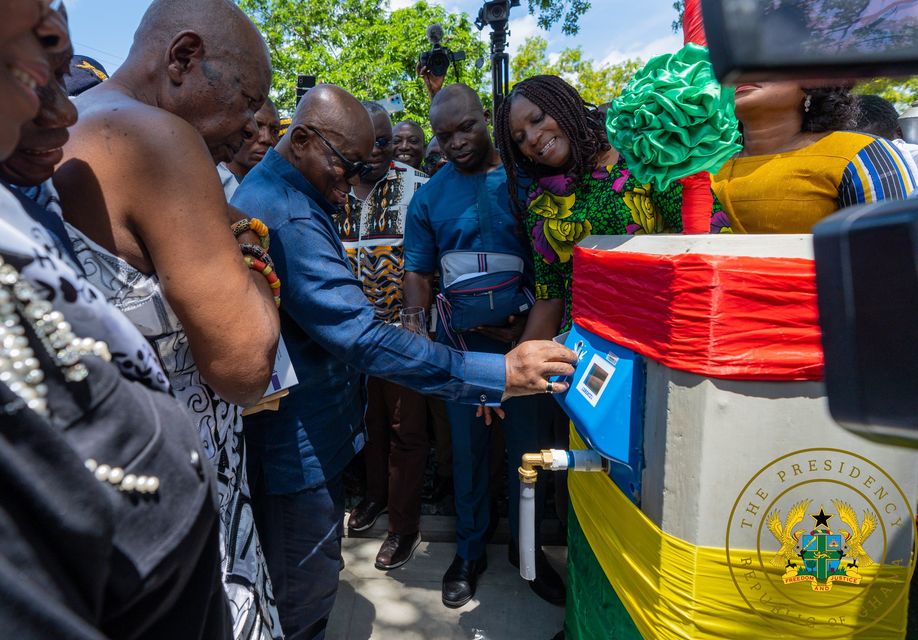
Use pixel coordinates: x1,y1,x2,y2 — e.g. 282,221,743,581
838,138,917,207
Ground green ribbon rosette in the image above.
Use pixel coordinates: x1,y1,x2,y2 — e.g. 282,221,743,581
607,43,741,191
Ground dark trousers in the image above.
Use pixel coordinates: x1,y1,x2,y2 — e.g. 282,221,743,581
428,396,504,496
251,472,345,640
447,393,552,561
427,396,452,480
364,376,428,534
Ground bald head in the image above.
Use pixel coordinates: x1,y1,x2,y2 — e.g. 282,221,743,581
289,84,372,143
431,83,485,119
429,84,494,174
111,0,272,163
392,120,425,169
281,84,374,206
133,0,267,61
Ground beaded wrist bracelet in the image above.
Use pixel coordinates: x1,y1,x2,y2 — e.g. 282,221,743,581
239,243,274,269
231,217,270,251
242,253,281,308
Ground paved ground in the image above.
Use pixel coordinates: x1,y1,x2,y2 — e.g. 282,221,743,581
327,531,566,640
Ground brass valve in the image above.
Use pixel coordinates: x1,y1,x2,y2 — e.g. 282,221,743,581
519,450,555,484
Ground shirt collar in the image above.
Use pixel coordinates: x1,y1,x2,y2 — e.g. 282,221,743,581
262,147,339,217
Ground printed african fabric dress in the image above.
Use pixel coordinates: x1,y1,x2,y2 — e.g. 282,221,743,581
333,160,429,324
35,184,284,640
525,158,725,331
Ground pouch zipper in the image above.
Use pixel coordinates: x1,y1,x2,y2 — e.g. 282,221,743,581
450,275,520,294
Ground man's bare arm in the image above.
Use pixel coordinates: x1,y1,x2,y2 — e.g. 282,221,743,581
519,299,564,343
57,107,279,405
403,271,433,315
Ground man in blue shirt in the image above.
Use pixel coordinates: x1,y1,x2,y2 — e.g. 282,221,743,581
232,84,575,640
404,84,566,610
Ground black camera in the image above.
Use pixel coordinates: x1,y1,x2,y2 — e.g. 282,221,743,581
296,74,316,106
419,24,466,78
475,0,520,31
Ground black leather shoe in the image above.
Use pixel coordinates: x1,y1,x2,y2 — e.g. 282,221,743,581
375,532,421,570
509,542,566,606
442,554,487,608
347,499,387,532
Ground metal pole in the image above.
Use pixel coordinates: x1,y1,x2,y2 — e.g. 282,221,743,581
490,26,510,113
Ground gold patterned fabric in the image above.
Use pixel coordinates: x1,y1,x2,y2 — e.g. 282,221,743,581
332,161,429,324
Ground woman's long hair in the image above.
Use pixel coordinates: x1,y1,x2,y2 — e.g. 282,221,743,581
494,75,610,211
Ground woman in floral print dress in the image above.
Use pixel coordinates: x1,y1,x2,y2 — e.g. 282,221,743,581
494,74,726,338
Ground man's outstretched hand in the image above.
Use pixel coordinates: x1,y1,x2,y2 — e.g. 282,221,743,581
502,340,576,400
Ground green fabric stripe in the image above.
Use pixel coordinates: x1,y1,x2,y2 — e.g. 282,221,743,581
565,505,643,640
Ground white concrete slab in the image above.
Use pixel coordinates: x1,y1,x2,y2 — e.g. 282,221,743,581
580,233,814,258
327,539,566,640
641,361,918,550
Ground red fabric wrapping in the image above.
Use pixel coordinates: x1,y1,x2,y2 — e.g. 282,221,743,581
683,0,707,45
677,172,714,234
572,246,824,380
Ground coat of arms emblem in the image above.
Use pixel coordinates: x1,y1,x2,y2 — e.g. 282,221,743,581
766,499,877,592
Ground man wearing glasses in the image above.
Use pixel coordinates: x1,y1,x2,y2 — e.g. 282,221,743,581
231,84,576,639
333,101,432,573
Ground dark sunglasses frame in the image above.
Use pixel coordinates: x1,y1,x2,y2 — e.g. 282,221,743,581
306,125,372,180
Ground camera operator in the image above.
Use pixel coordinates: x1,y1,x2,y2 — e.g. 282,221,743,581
416,24,463,100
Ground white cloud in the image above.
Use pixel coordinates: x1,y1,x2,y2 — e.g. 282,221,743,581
506,14,547,56
601,32,683,67
389,0,416,8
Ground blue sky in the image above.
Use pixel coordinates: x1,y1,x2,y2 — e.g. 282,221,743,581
67,0,683,75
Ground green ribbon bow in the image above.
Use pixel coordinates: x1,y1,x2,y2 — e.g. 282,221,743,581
607,43,742,190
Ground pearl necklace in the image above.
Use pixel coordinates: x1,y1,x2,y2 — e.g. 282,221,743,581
0,256,161,495
0,256,111,415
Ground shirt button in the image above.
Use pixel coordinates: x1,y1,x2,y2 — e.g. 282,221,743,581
190,450,204,479
479,394,488,404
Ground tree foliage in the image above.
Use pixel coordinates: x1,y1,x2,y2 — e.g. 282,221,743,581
671,0,685,34
524,0,591,36
236,0,489,127
854,76,918,111
510,36,642,105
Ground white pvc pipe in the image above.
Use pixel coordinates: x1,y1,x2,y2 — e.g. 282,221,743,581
518,449,606,581
518,480,537,581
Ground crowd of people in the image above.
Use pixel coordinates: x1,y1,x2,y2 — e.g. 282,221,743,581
1,1,916,639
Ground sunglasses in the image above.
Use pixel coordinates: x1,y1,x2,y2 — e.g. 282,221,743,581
306,126,371,180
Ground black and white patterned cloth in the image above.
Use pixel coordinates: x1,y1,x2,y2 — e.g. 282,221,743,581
0,184,168,392
33,182,283,640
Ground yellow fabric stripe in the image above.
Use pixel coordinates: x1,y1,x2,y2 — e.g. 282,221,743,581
568,429,912,639
852,155,877,203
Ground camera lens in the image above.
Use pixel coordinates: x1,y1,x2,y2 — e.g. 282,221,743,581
487,4,508,21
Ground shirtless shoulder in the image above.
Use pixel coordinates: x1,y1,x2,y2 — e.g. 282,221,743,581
56,86,220,272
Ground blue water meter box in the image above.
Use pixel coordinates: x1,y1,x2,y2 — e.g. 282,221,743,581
552,323,646,504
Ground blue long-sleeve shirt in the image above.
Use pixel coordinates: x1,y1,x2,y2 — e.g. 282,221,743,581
232,148,505,493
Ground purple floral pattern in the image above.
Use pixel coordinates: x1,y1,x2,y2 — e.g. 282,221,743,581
525,158,725,331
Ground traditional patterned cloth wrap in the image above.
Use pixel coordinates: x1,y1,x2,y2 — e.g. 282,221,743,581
42,175,283,640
